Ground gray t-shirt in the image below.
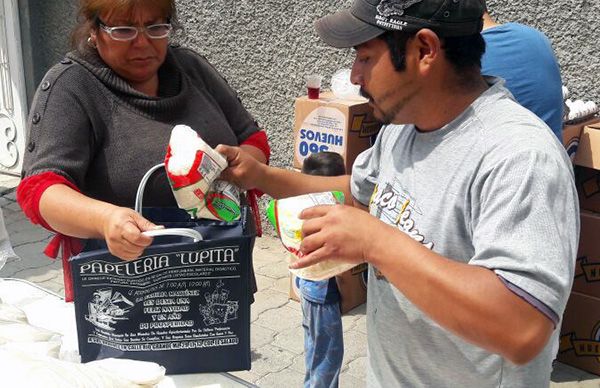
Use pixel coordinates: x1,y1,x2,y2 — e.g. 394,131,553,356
351,78,578,387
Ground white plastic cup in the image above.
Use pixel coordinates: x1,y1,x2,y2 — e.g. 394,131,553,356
306,74,322,99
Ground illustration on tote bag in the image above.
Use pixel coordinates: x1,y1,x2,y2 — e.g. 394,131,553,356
85,288,135,331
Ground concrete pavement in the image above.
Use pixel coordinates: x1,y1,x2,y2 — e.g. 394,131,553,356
1,184,599,387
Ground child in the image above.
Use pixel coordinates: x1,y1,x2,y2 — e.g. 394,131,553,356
298,151,345,388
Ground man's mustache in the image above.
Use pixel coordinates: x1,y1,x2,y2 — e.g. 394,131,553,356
360,88,372,101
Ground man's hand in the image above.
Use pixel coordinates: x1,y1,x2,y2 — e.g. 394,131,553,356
216,145,266,190
102,207,161,260
293,204,373,269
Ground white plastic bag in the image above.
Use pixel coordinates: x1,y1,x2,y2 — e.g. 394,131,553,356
0,207,17,271
0,349,142,388
330,68,361,99
165,125,228,218
267,192,356,281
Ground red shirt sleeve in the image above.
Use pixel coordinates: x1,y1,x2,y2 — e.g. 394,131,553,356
17,171,80,231
16,172,83,302
241,130,270,164
240,130,270,236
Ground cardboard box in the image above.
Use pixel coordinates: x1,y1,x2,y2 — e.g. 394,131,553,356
289,263,368,314
558,291,600,375
576,167,600,213
574,122,600,169
573,211,600,298
563,117,600,161
293,91,381,173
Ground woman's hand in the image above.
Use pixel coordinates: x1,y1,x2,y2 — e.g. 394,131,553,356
216,144,266,190
101,207,162,260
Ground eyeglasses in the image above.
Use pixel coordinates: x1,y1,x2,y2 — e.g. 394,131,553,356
97,19,172,41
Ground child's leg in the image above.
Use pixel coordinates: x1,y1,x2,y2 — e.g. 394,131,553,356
301,297,316,387
301,297,343,388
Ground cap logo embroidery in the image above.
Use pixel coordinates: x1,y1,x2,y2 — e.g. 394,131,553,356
377,0,423,18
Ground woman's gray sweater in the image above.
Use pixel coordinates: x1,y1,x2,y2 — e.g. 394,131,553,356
23,46,260,207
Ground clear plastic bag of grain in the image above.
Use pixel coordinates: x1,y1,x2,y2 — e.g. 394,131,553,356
164,125,228,219
266,191,355,281
196,180,242,222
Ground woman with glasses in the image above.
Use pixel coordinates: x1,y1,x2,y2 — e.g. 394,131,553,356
17,0,270,301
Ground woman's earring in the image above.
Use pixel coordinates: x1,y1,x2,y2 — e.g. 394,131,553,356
87,36,97,49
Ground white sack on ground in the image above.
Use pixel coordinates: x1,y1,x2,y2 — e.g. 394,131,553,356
0,349,151,388
87,358,167,386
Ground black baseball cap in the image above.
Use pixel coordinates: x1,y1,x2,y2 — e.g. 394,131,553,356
316,0,485,48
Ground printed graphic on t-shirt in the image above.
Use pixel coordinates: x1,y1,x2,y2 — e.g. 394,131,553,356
368,181,434,281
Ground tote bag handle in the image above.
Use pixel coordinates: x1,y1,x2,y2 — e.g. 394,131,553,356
135,163,203,242
142,228,203,242
134,163,166,214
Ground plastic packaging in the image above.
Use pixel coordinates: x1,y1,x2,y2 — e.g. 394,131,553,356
330,68,361,99
565,99,599,122
196,180,242,222
0,208,17,271
266,191,356,281
306,74,322,99
165,125,228,218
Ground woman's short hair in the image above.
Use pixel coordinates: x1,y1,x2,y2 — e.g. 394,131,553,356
70,0,181,53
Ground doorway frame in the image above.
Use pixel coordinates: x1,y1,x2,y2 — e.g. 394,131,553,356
0,0,28,176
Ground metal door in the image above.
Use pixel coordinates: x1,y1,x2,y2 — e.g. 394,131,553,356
0,0,27,176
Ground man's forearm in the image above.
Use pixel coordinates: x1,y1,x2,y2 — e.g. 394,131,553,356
367,221,554,364
240,144,267,164
257,165,352,201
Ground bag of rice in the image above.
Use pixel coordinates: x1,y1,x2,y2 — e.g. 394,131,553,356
164,125,228,219
266,191,355,280
196,180,242,222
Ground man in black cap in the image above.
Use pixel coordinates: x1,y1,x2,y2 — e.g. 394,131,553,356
217,0,578,386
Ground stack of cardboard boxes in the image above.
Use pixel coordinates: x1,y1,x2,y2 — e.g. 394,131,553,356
289,91,381,313
558,118,600,375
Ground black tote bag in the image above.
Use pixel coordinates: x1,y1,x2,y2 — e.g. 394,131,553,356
70,164,254,374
